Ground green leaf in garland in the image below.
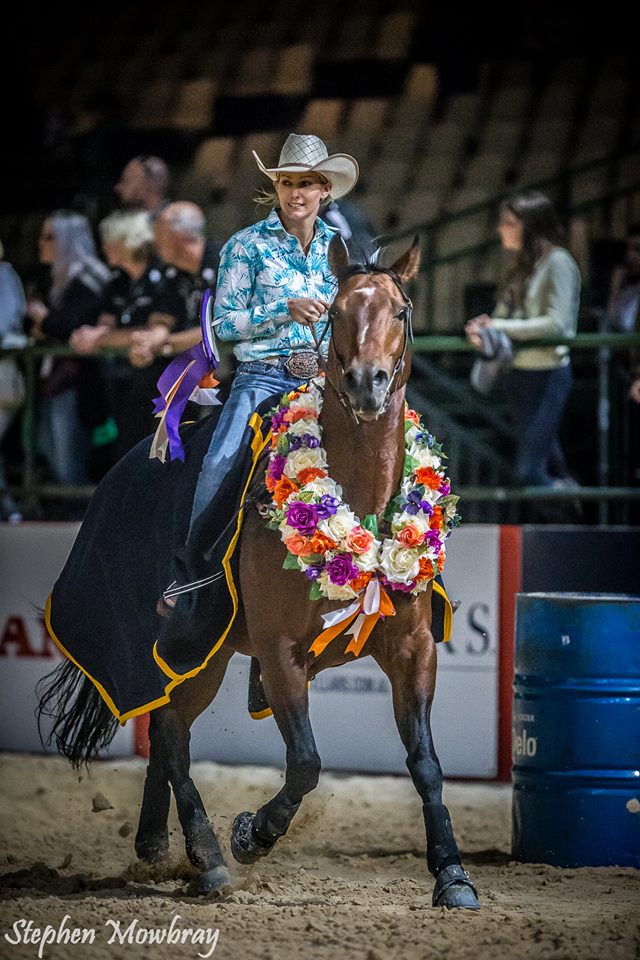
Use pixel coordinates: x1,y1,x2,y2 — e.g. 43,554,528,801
276,434,290,456
362,514,379,537
439,494,460,508
266,519,281,531
307,553,326,564
402,454,419,479
431,440,447,459
298,490,314,503
282,552,300,570
383,494,404,522
308,580,323,601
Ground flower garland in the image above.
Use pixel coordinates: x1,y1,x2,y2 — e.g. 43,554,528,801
263,378,460,603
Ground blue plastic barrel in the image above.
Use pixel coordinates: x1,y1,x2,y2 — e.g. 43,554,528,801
512,592,640,867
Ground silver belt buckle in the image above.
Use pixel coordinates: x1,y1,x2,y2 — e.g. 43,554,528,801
283,351,319,379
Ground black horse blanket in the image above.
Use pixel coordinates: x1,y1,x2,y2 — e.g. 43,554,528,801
45,405,453,726
45,406,272,724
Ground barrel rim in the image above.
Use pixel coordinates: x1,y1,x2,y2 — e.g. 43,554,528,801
516,592,640,602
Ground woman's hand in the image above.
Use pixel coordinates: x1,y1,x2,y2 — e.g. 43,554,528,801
464,314,493,350
287,298,331,326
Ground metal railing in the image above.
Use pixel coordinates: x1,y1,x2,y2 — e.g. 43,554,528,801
2,332,639,522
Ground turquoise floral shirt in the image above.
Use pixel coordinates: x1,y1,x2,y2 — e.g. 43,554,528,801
211,209,339,362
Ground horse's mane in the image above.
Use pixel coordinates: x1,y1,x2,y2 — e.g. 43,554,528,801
335,260,405,290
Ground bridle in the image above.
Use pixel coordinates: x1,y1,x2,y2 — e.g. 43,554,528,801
309,266,414,421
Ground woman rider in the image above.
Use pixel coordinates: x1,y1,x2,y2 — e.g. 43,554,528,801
163,133,359,604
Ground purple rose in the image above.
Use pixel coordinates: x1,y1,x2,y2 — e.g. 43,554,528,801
381,575,416,594
304,565,323,580
316,494,340,519
269,453,286,481
327,553,360,586
285,501,319,536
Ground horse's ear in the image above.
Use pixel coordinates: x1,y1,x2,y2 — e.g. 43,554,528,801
390,237,421,283
327,234,350,278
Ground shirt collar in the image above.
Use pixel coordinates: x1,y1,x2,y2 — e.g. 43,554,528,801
264,208,338,241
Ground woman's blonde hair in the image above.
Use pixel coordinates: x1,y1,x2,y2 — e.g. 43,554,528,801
98,210,154,261
253,172,331,209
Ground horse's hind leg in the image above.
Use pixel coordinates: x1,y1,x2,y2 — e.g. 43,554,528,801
135,718,171,863
139,649,234,896
231,649,320,864
375,634,479,910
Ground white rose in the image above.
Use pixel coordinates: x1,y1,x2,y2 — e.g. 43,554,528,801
278,521,299,540
288,393,319,413
391,511,431,536
287,417,321,438
405,423,420,444
284,447,327,479
379,541,420,584
319,506,357,544
305,477,342,498
408,441,442,470
353,540,381,572
318,571,358,601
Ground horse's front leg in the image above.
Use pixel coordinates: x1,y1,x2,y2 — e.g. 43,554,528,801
231,647,320,864
375,629,479,910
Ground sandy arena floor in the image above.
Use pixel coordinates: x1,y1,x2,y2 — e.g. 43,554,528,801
0,753,638,960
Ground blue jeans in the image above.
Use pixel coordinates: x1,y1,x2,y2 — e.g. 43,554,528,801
37,388,91,485
508,365,573,486
189,359,308,527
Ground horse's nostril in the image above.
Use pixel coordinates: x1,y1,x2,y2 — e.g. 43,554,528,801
373,370,389,387
344,370,358,390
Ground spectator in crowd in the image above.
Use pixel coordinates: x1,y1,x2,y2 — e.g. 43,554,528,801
606,223,640,486
70,210,168,456
0,239,27,522
465,191,581,489
321,196,378,261
114,155,170,218
25,211,111,485
127,201,219,368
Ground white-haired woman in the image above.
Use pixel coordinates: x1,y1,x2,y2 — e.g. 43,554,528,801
26,210,111,485
165,133,359,599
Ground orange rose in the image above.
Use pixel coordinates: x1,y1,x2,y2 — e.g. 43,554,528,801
273,475,298,506
284,407,317,423
429,507,444,530
396,524,424,548
284,533,314,557
417,557,434,581
309,531,338,554
297,467,327,485
415,467,442,491
405,408,421,426
437,549,445,572
351,571,373,592
265,473,276,492
346,525,374,554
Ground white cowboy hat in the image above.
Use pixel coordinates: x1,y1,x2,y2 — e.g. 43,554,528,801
253,133,359,201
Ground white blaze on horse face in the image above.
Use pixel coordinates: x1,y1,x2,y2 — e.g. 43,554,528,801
350,287,376,347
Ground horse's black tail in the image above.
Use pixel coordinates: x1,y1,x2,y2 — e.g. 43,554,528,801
35,659,120,770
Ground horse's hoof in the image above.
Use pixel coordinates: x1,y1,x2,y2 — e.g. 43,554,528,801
230,811,275,865
135,833,169,864
196,865,233,898
432,864,480,910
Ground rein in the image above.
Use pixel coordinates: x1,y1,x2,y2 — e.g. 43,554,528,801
310,267,414,421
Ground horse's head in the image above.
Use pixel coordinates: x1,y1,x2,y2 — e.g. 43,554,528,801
326,236,420,421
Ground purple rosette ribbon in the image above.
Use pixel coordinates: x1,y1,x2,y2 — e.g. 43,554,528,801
150,290,218,462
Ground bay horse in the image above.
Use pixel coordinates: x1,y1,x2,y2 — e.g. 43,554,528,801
37,237,479,910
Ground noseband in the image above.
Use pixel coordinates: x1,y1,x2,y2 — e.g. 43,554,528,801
310,266,414,420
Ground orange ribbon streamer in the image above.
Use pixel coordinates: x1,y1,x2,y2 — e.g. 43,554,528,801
309,585,396,659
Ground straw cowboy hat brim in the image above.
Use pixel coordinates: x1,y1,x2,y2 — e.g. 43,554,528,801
253,134,359,201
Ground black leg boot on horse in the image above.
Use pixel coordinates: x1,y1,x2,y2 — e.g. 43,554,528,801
374,623,479,909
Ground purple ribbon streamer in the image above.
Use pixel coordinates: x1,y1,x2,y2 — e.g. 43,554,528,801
152,340,216,462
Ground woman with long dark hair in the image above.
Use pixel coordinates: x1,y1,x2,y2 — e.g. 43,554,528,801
465,191,581,487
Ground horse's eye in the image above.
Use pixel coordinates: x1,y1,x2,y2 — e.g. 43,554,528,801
396,309,407,323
